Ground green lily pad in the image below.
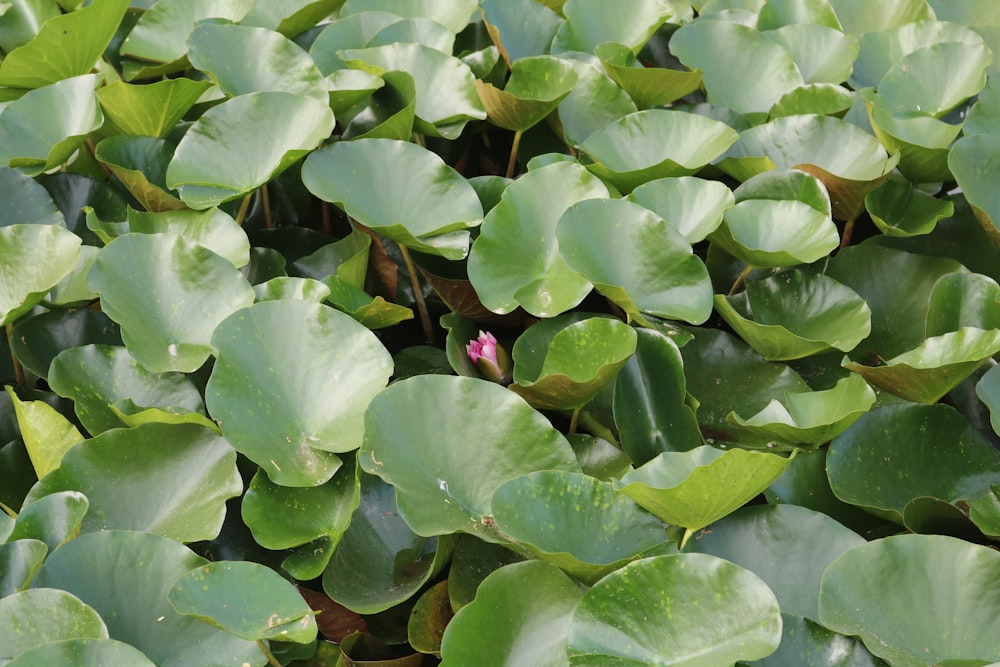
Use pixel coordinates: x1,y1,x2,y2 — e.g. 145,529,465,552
0,225,81,326
978,364,1000,436
757,0,843,29
188,23,327,100
339,0,477,33
685,504,864,621
88,233,256,372
719,114,898,221
0,166,64,227
492,470,669,583
728,374,876,446
169,561,317,643
468,161,606,317
10,309,121,380
338,69,413,140
827,404,1000,523
670,19,803,119
552,0,672,54
819,534,1000,666
323,472,452,614
475,55,577,132
970,486,1000,536
33,530,261,667
447,535,525,612
48,344,205,436
568,434,633,481
26,422,241,543
7,639,158,667
0,540,48,596
6,387,83,478
568,553,782,665
762,23,859,85
878,42,991,117
322,275,414,329
8,490,88,551
0,1,62,54
829,0,935,35
618,445,794,535
241,0,349,36
205,300,392,487
307,11,403,73
0,0,128,88
949,134,1000,244
289,229,371,288
302,138,482,260
927,273,1000,336
96,79,213,138
509,313,637,410
166,92,334,209
94,136,185,213
557,198,713,325
626,176,734,244
579,109,739,193
865,178,955,237
595,41,703,110
119,0,254,65
254,276,330,303
844,328,1000,404
339,43,485,139
360,375,580,543
440,561,584,667
714,269,872,360
613,328,702,464
366,17,455,53
480,0,562,64
556,57,638,146
126,206,250,268
0,588,108,662
746,613,887,667
0,74,102,176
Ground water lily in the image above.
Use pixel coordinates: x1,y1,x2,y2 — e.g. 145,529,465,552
467,330,513,385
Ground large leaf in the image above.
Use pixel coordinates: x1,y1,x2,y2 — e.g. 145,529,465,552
206,300,392,487
552,0,671,54
762,23,859,85
819,534,1000,666
7,638,158,667
468,161,606,317
119,0,254,65
440,561,584,667
827,404,1000,523
33,530,262,667
579,109,738,193
48,344,205,437
567,553,782,665
480,0,563,64
714,269,872,360
878,42,991,117
359,375,580,543
828,0,935,35
626,176,734,244
0,588,108,662
25,422,241,543
166,92,334,209
0,225,80,326
475,55,577,132
950,134,1000,243
556,57,638,146
492,470,669,583
339,0,477,33
0,165,64,227
301,139,482,259
126,206,250,268
96,79,213,138
88,233,256,373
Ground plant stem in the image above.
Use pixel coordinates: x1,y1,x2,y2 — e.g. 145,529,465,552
5,323,25,389
568,407,581,435
505,129,523,179
728,264,753,296
235,193,253,227
577,410,618,445
257,640,282,667
261,183,273,228
839,217,856,250
398,244,435,344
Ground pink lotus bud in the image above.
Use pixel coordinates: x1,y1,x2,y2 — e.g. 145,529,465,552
466,330,512,385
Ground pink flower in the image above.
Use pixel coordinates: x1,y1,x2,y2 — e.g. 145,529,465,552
466,330,512,385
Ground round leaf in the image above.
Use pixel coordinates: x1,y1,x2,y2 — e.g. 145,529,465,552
829,0,935,35
6,387,83,480
0,540,48,597
25,422,242,543
10,309,121,381
819,534,1000,666
748,613,887,667
552,0,672,54
339,0,478,33
567,553,782,665
166,92,334,209
468,161,607,317
7,638,157,667
480,0,563,64
126,206,250,268
556,57,638,146
119,0,254,65
763,23,859,85
475,55,578,131
447,535,525,612
865,178,955,237
950,134,1000,244
878,42,991,117
0,588,108,661
492,470,670,583
595,41,704,110
713,199,839,267
359,375,580,542
407,580,451,657
626,176,734,244
89,233,256,373
206,300,393,487
0,224,81,326
0,165,64,227
926,273,1000,336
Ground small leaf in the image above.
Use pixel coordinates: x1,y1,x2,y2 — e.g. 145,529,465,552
5,387,83,478
626,176,734,244
322,275,414,329
926,273,1000,336
94,136,186,212
7,638,157,667
96,79,213,138
556,57,638,146
10,309,121,380
408,580,452,657
552,0,672,54
475,55,577,132
0,224,81,326
866,178,955,237
762,23,859,84
339,0,478,33
829,0,935,35
8,490,88,551
0,540,48,596
595,41,703,110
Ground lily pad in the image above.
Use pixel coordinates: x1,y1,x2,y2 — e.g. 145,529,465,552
828,0,935,35
205,300,393,487
307,11,403,73
360,375,580,543
492,470,669,583
0,588,109,663
440,561,584,667
338,69,413,140
25,422,242,543
509,313,637,410
126,206,250,268
843,328,1000,404
240,0,350,36
728,374,876,446
768,83,856,119
169,561,317,643
475,55,578,132
552,0,672,54
714,269,872,360
819,534,1000,666
555,57,638,146
926,273,1000,336
878,42,991,117
479,0,562,65
7,639,158,667
339,0,477,33
366,17,455,53
0,225,81,326
10,309,121,381
8,490,88,552
978,364,1000,436
746,613,888,667
302,138,482,260
166,91,335,209
0,540,47,596
407,580,451,657
567,553,782,665
94,136,185,213
579,109,739,193
322,275,414,329
557,198,713,325
88,233,256,373
6,387,83,479
595,41,704,110
468,161,606,317
762,23,859,85
289,229,371,288
949,134,1000,243
827,404,1000,523
96,79,214,138
618,445,794,536
626,176,734,244
865,178,955,237
119,0,254,65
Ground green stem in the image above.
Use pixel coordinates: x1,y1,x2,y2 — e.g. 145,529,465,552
0,501,16,518
577,410,617,445
6,323,25,389
728,264,754,296
568,406,581,435
257,640,282,667
399,244,435,344
505,129,524,179
261,183,273,228
234,193,253,227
